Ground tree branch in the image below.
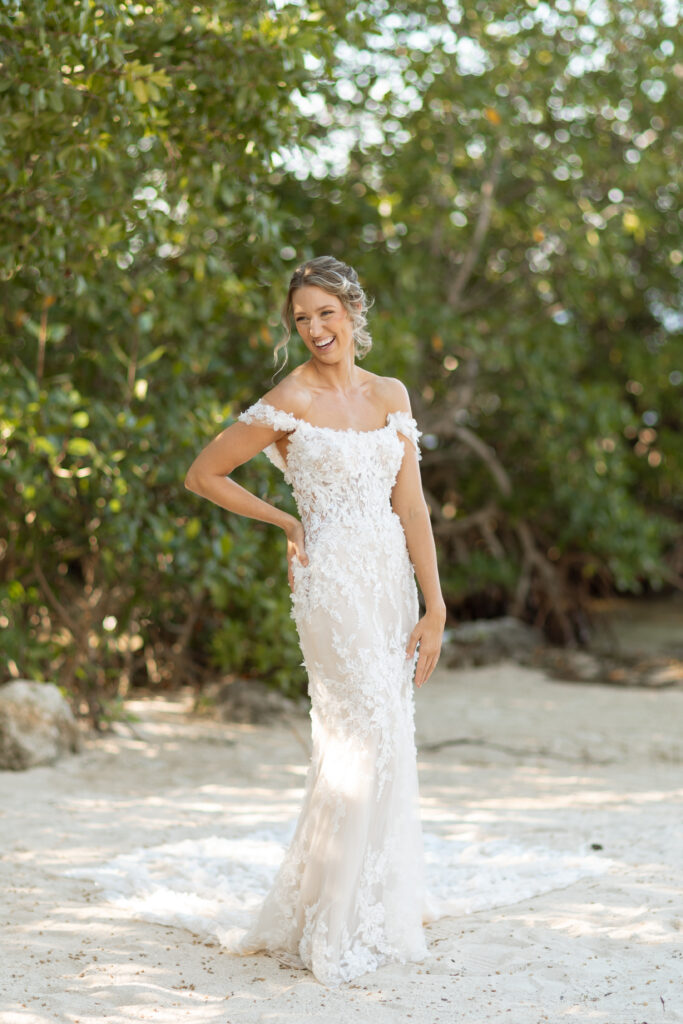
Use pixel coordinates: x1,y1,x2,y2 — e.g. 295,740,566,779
32,561,83,642
447,142,503,310
452,424,512,497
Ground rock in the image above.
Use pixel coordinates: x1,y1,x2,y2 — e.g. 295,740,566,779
203,677,307,725
538,650,683,688
443,615,683,687
445,616,545,667
637,658,683,687
0,680,82,771
536,648,605,682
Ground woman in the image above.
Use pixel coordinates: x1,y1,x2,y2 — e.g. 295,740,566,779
185,255,446,986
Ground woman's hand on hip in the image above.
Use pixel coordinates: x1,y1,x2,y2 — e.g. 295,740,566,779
284,518,308,590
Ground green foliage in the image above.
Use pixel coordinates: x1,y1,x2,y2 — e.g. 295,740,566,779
1,1,681,709
0,0,335,706
265,0,682,626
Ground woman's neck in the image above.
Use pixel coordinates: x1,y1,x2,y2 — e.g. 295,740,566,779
306,352,359,394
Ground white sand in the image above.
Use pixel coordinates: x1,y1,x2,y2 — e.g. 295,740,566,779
1,661,682,1023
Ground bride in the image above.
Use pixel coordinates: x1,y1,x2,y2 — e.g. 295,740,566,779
68,257,610,988
184,255,447,985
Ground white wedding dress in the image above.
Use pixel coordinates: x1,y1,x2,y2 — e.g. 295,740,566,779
229,400,431,985
67,399,611,987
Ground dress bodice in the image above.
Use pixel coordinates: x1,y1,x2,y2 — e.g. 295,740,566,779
237,399,422,540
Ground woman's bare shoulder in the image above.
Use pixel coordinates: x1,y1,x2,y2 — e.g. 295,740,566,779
259,367,314,419
369,373,412,414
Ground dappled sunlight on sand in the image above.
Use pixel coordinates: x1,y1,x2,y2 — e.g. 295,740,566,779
2,665,682,1022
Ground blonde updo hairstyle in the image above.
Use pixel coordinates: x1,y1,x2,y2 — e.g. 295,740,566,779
273,255,373,376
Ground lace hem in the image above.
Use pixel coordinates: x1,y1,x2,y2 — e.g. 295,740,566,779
66,828,613,987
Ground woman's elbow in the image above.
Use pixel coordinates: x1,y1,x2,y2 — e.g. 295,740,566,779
184,465,204,494
185,464,233,495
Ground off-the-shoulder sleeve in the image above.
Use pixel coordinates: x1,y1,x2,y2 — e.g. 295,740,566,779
237,399,298,475
387,410,422,461
237,399,299,434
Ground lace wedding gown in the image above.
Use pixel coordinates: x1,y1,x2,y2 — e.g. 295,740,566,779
67,398,611,987
228,399,430,985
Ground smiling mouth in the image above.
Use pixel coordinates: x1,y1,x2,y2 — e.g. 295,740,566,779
313,336,335,350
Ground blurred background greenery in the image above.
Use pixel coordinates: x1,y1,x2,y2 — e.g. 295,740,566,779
1,0,680,720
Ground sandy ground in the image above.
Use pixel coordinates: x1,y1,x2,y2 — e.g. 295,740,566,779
1,661,682,1024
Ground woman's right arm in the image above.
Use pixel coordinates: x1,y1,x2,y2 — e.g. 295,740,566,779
184,420,308,572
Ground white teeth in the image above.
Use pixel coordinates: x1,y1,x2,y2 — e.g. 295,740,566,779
314,336,335,348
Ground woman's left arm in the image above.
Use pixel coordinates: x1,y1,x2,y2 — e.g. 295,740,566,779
387,384,447,687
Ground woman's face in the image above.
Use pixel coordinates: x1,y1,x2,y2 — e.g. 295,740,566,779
291,285,354,363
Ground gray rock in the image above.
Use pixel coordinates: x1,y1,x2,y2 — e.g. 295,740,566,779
204,677,307,725
538,649,683,688
0,680,82,771
445,616,545,667
535,648,604,682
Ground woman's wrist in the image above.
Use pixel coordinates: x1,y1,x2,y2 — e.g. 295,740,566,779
424,600,447,622
279,512,299,536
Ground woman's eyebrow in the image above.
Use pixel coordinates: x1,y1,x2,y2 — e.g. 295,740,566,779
294,305,336,315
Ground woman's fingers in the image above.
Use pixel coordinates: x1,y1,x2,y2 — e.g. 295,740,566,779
285,522,309,590
415,652,428,687
286,524,308,569
409,632,428,685
405,626,419,660
416,654,435,687
412,637,441,686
